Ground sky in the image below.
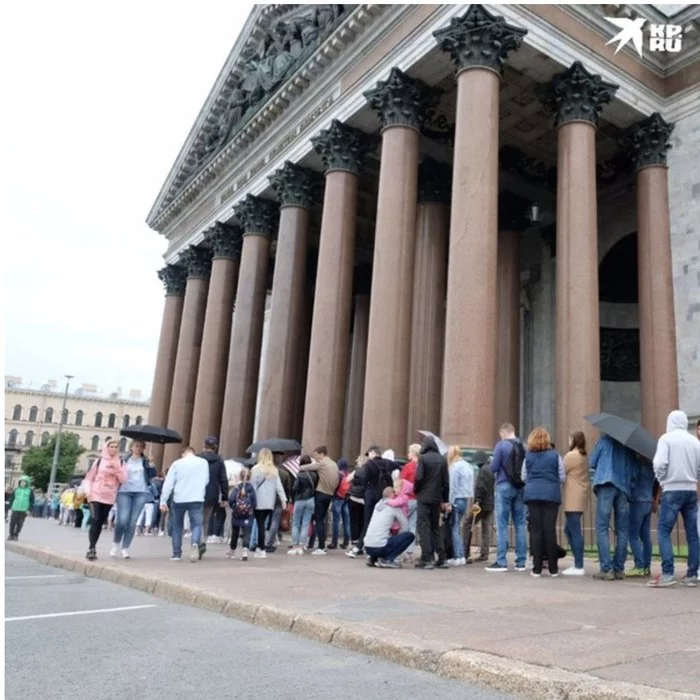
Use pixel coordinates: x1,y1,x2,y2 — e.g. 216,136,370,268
4,0,254,397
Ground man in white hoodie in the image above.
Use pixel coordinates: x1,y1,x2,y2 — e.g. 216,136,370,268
648,410,700,588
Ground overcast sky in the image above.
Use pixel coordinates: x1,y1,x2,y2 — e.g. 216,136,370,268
5,0,253,396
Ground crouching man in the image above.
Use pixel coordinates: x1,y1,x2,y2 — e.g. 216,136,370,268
364,487,414,569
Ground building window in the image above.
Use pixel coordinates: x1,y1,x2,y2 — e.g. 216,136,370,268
61,408,69,425
95,412,103,427
29,406,38,422
7,430,18,448
135,415,143,426
122,414,130,428
108,413,116,429
24,430,35,447
119,437,127,453
75,410,83,426
45,407,54,423
87,457,97,470
12,405,22,421
91,435,99,451
41,432,50,446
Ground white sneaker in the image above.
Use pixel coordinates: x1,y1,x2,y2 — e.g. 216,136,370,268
190,544,200,563
169,555,181,561
121,549,130,559
562,566,585,577
311,548,327,556
158,530,165,537
110,545,119,558
241,548,249,561
287,547,299,555
254,550,266,559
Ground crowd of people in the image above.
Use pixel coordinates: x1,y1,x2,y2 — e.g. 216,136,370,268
7,412,700,588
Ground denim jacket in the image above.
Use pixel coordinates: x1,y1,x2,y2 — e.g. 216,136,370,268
590,435,634,498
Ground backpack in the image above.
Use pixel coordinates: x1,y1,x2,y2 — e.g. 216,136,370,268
504,439,525,489
231,485,254,521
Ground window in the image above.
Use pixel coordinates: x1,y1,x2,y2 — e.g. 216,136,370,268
7,430,18,448
91,435,99,451
88,457,97,470
61,408,69,424
108,413,116,428
12,405,22,421
95,412,103,427
41,432,50,446
45,407,54,423
24,430,34,447
135,415,143,426
122,414,130,428
75,410,83,426
29,406,38,422
119,437,127,452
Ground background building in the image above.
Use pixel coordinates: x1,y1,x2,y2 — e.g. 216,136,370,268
4,376,150,485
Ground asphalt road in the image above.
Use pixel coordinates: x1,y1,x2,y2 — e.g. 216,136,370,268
5,552,514,700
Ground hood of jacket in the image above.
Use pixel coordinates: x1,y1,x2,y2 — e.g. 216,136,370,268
199,450,221,464
471,451,488,467
17,475,31,488
420,435,439,455
666,410,688,433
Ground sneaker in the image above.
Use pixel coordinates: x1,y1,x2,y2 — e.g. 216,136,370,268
436,560,450,569
158,530,165,537
241,548,249,561
85,549,97,561
416,561,435,570
254,550,266,559
346,547,360,559
465,557,474,565
643,567,651,577
485,562,508,572
448,558,466,567
476,554,489,562
265,545,276,553
366,558,377,568
647,574,677,588
593,570,615,581
550,573,559,578
562,566,585,577
311,548,327,556
121,549,130,559
190,544,199,563
110,544,119,558
340,541,349,550
625,567,647,578
515,564,527,572
226,550,236,559
613,571,625,580
287,547,299,555
530,571,541,578
679,576,698,588
206,535,214,544
169,555,181,561
198,543,206,560
378,559,400,569
328,543,338,550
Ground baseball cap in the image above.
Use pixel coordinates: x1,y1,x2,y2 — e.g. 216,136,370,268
204,436,219,448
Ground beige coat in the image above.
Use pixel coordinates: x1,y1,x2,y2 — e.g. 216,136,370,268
562,449,590,512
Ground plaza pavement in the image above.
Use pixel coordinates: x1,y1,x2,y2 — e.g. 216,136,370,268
6,518,700,699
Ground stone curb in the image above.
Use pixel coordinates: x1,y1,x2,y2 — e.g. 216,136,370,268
6,542,698,700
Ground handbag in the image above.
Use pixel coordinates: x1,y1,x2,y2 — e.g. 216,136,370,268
280,506,292,533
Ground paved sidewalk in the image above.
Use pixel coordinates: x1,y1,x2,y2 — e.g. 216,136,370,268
6,518,700,699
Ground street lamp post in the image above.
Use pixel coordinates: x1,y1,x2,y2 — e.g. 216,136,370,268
47,375,74,500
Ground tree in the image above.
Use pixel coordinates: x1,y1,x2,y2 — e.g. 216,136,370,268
21,432,85,491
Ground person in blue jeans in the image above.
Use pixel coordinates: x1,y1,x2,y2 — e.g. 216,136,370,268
289,457,316,555
330,459,351,549
648,410,700,588
625,457,655,577
111,440,155,559
447,445,474,566
590,434,635,580
486,423,527,572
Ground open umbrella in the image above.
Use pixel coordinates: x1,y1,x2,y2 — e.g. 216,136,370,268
584,412,657,461
418,430,449,456
119,424,183,445
246,438,302,454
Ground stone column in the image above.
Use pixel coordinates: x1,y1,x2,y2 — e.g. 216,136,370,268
189,223,242,449
257,162,320,440
630,113,679,437
302,120,372,457
342,268,372,460
541,61,618,450
361,68,440,453
292,284,314,442
162,247,212,468
219,196,278,457
407,158,450,440
434,5,527,448
149,264,187,472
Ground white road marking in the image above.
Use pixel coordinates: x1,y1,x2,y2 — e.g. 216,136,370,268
5,575,71,580
5,604,157,622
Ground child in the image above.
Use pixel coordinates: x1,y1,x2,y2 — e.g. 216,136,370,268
8,476,34,541
228,469,256,561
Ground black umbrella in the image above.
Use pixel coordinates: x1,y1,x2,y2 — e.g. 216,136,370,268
584,412,657,461
119,424,183,445
246,438,302,454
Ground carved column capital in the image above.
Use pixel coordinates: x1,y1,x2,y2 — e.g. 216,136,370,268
539,61,618,128
433,5,527,76
205,222,242,259
233,194,279,237
418,157,452,204
269,161,323,209
311,119,374,175
157,264,187,296
628,113,674,170
364,67,441,131
180,246,213,280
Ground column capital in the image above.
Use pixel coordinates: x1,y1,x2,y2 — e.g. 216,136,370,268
539,61,618,128
157,264,187,296
311,119,374,175
205,222,243,259
364,67,441,131
234,194,279,237
269,161,323,209
433,5,527,76
180,246,213,280
628,113,674,170
418,157,452,204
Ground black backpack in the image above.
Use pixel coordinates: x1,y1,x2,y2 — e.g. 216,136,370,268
504,439,525,489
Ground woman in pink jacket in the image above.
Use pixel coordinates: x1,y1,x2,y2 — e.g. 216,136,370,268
83,439,127,560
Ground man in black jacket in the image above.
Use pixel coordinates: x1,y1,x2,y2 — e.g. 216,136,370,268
197,436,229,558
414,435,449,569
463,451,494,563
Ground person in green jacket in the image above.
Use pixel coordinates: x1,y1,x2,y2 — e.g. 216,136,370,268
8,476,34,541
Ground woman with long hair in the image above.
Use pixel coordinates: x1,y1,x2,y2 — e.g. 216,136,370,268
446,445,474,567
249,448,287,559
522,427,566,577
83,439,127,560
562,431,589,576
